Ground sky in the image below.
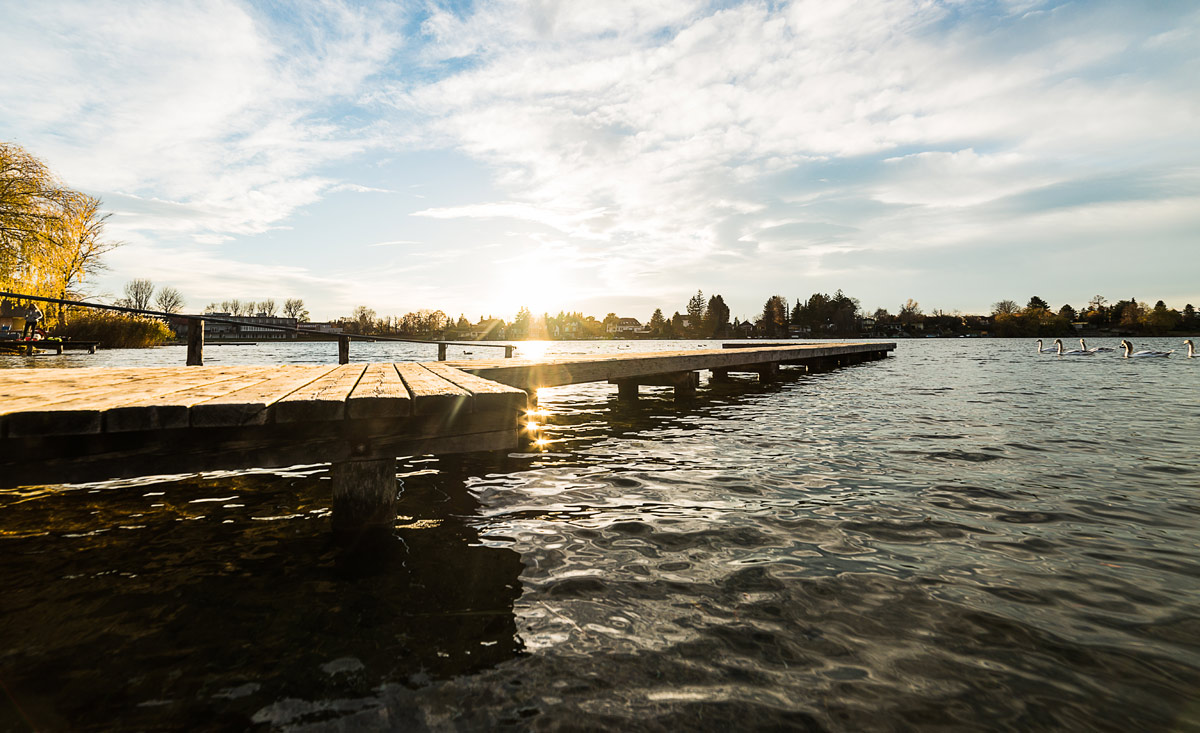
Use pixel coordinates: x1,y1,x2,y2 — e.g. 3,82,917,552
1,0,1197,323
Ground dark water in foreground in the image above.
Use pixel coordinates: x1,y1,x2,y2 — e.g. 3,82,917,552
2,338,1199,731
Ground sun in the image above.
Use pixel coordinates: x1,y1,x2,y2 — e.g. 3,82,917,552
503,255,579,318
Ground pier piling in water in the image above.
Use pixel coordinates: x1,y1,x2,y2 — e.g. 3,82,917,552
612,370,700,400
331,457,399,533
186,318,204,366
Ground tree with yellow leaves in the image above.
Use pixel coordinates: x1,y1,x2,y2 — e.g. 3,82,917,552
1,142,120,325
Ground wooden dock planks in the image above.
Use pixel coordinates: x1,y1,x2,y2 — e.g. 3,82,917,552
0,362,529,488
1,366,284,437
347,363,412,419
0,362,532,440
275,364,366,423
190,365,343,428
443,342,894,390
395,363,471,416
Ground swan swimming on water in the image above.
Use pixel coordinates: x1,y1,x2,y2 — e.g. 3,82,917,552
1035,339,1056,353
1185,339,1195,358
1054,338,1092,356
1079,338,1114,353
1119,340,1173,358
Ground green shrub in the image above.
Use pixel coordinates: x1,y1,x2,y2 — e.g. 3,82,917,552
56,311,173,348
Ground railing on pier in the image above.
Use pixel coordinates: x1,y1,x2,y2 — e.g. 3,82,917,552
0,291,515,366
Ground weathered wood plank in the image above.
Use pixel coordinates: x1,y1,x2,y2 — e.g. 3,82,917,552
15,364,286,436
347,363,411,419
0,367,218,412
395,363,472,416
2,367,282,437
423,362,527,413
104,367,300,432
190,365,340,428
274,363,367,423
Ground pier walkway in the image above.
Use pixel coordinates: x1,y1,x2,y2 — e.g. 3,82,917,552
0,342,893,529
447,341,894,401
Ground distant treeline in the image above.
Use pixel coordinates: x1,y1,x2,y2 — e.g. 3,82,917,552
333,291,1195,340
333,292,1198,340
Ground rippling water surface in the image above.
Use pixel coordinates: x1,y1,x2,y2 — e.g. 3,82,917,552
2,338,1198,731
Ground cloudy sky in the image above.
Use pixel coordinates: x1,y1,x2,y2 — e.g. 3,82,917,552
1,0,1197,322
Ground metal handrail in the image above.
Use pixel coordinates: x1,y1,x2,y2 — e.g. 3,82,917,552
0,291,515,364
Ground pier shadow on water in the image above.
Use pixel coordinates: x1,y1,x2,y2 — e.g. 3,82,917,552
0,471,523,730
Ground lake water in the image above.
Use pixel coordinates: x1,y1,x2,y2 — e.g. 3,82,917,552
1,338,1198,731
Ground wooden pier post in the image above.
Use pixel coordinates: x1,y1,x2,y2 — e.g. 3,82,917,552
505,345,515,358
331,457,399,533
612,372,698,400
616,380,639,401
338,336,350,364
438,343,448,361
757,363,779,381
672,371,699,399
186,318,204,366
710,368,731,383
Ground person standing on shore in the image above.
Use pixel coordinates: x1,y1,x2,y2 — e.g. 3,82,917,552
22,303,43,339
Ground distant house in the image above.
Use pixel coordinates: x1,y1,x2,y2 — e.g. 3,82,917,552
607,317,644,334
297,321,343,335
467,319,506,340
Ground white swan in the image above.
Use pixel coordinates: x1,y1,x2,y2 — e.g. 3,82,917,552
1054,338,1092,356
1079,338,1114,353
1185,339,1195,358
1119,340,1173,358
1035,339,1056,353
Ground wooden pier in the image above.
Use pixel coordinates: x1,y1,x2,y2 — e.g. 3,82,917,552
0,342,893,529
446,341,894,402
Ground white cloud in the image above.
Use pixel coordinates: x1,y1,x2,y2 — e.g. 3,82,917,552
0,0,405,241
388,0,1200,311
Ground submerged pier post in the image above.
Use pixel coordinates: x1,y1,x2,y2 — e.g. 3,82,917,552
331,456,399,533
438,343,448,361
757,363,779,381
672,371,699,399
613,371,698,400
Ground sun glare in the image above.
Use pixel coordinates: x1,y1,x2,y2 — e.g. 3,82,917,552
502,254,578,319
515,341,551,360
